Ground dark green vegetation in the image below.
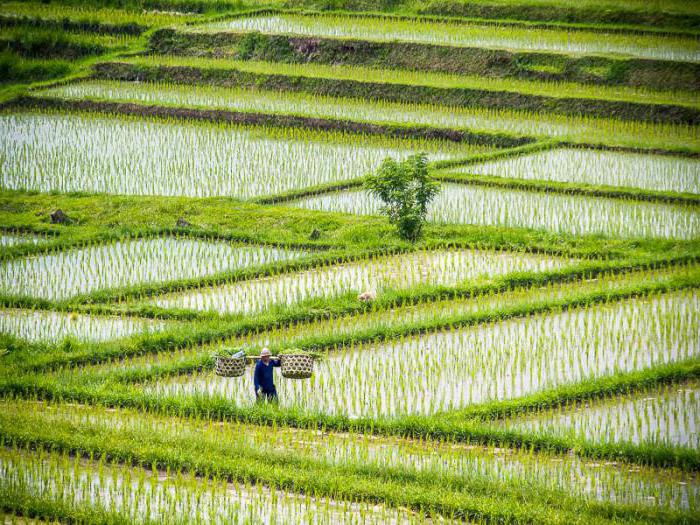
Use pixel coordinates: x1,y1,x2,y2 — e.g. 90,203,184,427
364,154,439,240
0,0,699,522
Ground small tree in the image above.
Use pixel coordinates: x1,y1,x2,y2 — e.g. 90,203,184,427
364,154,440,241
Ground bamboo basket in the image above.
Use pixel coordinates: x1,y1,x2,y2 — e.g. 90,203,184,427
214,355,247,377
280,354,314,379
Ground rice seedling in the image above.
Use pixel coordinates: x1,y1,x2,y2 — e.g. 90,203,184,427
146,247,572,315
458,147,700,194
3,398,697,511
148,289,700,418
289,184,700,239
456,0,697,14
0,111,487,199
39,79,700,151
50,62,700,109
0,446,427,524
0,235,305,301
0,309,167,343
0,1,199,28
191,14,700,62
0,232,47,247
121,55,700,112
497,380,700,448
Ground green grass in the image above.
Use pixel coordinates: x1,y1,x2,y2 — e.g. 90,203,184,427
1,189,694,258
0,52,73,86
0,27,134,59
96,56,699,128
414,0,700,33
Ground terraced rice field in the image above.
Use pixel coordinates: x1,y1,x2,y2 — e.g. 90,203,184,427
146,248,572,314
1,112,485,199
459,147,700,194
148,290,699,417
0,237,305,300
192,14,700,62
0,447,424,524
2,399,697,510
64,262,697,385
1,1,698,523
0,0,195,27
39,80,700,151
497,380,700,448
290,185,700,239
0,309,166,343
84,263,695,370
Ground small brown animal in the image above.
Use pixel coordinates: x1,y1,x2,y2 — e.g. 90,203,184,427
357,291,376,302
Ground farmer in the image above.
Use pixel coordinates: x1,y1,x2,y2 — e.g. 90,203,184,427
254,348,281,402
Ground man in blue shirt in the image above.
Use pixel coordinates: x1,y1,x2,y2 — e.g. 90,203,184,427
254,348,281,402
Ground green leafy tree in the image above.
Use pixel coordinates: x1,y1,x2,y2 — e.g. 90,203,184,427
364,154,440,241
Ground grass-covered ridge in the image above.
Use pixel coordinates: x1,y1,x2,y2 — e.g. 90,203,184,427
92,57,700,125
289,184,700,239
149,24,700,92
188,12,700,62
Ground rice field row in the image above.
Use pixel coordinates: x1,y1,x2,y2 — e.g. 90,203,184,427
0,447,425,525
462,0,698,15
143,247,572,315
3,399,697,510
290,184,700,239
457,147,700,194
0,232,48,248
0,1,199,28
121,55,700,109
0,111,489,199
38,80,700,152
190,13,700,62
0,235,306,301
146,289,700,418
497,380,699,448
75,262,698,376
0,309,168,343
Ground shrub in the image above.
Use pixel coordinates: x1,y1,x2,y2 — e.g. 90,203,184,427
364,153,440,241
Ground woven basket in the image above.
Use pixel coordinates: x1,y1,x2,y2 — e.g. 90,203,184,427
280,354,314,379
214,355,247,377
